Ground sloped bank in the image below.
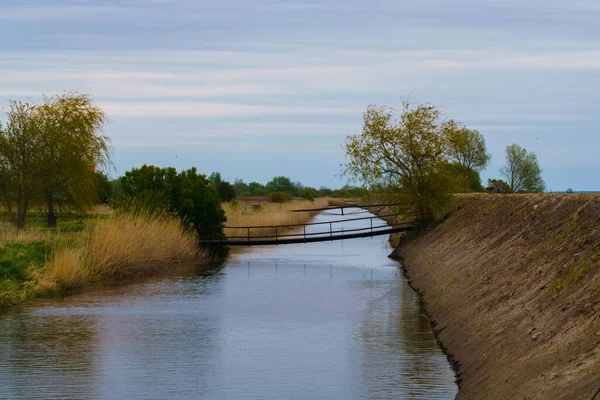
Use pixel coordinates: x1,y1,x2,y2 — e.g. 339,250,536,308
382,194,600,399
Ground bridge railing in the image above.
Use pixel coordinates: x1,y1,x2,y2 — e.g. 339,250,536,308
198,211,417,244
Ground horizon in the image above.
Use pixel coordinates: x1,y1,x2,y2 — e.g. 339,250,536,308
1,0,599,191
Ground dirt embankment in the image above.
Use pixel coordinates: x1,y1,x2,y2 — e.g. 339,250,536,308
382,194,600,399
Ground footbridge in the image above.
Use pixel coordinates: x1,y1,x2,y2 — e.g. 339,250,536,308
198,207,418,246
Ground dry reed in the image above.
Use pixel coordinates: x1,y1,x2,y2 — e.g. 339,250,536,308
48,211,208,288
222,198,330,238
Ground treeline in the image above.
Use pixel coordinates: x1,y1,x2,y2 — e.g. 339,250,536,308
229,176,366,200
105,170,367,205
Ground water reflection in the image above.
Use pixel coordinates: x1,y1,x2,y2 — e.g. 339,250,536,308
0,209,456,399
0,307,100,399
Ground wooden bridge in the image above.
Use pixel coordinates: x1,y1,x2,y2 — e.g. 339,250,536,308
198,208,418,246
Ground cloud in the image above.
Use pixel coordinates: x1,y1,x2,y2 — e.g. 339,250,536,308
99,101,359,117
0,0,599,189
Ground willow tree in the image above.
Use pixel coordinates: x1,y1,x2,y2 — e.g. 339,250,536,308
344,103,457,225
0,102,44,229
36,93,110,227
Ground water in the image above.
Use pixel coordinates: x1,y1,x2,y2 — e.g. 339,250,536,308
0,208,457,399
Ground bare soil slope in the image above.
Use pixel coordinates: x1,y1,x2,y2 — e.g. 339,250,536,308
391,194,600,399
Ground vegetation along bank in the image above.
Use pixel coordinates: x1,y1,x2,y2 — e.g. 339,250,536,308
383,194,599,399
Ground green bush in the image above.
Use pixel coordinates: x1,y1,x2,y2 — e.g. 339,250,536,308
118,165,227,247
269,192,292,203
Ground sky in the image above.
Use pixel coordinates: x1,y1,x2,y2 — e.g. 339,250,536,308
0,0,598,191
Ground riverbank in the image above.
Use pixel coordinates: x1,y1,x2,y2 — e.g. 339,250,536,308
0,198,331,312
0,211,205,312
377,194,600,399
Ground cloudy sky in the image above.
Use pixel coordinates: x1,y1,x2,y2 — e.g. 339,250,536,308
0,0,598,190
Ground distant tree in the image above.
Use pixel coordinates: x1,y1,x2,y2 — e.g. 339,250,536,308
447,127,491,192
233,178,248,196
247,181,266,196
208,172,223,185
447,127,491,172
446,163,485,193
500,144,545,193
344,103,456,225
95,171,112,203
299,186,318,201
318,186,333,196
216,180,236,201
265,176,297,194
565,188,575,194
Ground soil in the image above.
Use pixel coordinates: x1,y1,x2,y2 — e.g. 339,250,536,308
376,194,600,399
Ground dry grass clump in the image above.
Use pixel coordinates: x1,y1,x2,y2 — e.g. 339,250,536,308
48,211,208,288
222,197,329,238
327,198,346,207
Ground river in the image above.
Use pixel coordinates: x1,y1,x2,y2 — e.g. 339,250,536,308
0,208,457,399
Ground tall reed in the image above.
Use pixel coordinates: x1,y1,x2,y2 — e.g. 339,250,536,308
222,198,329,238
48,210,207,288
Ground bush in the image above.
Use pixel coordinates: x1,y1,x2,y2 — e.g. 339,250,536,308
487,179,513,194
216,181,236,201
118,165,227,243
269,192,292,203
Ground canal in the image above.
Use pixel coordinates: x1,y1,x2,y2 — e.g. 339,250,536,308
0,208,457,399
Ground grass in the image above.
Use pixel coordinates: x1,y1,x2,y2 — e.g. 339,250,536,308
0,209,208,311
0,241,53,309
222,197,330,238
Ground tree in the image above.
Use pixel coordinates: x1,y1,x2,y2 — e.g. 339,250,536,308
499,144,545,193
0,94,110,229
344,103,457,225
265,176,297,194
247,182,265,196
447,127,491,172
215,180,236,201
208,172,223,185
233,178,249,196
565,188,575,194
35,93,110,227
95,171,112,203
446,163,485,193
447,127,491,192
0,101,43,229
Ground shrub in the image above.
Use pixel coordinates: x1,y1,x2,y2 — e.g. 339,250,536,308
487,179,513,194
118,165,227,242
269,192,292,203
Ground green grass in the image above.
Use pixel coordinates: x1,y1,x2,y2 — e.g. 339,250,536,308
0,241,51,310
